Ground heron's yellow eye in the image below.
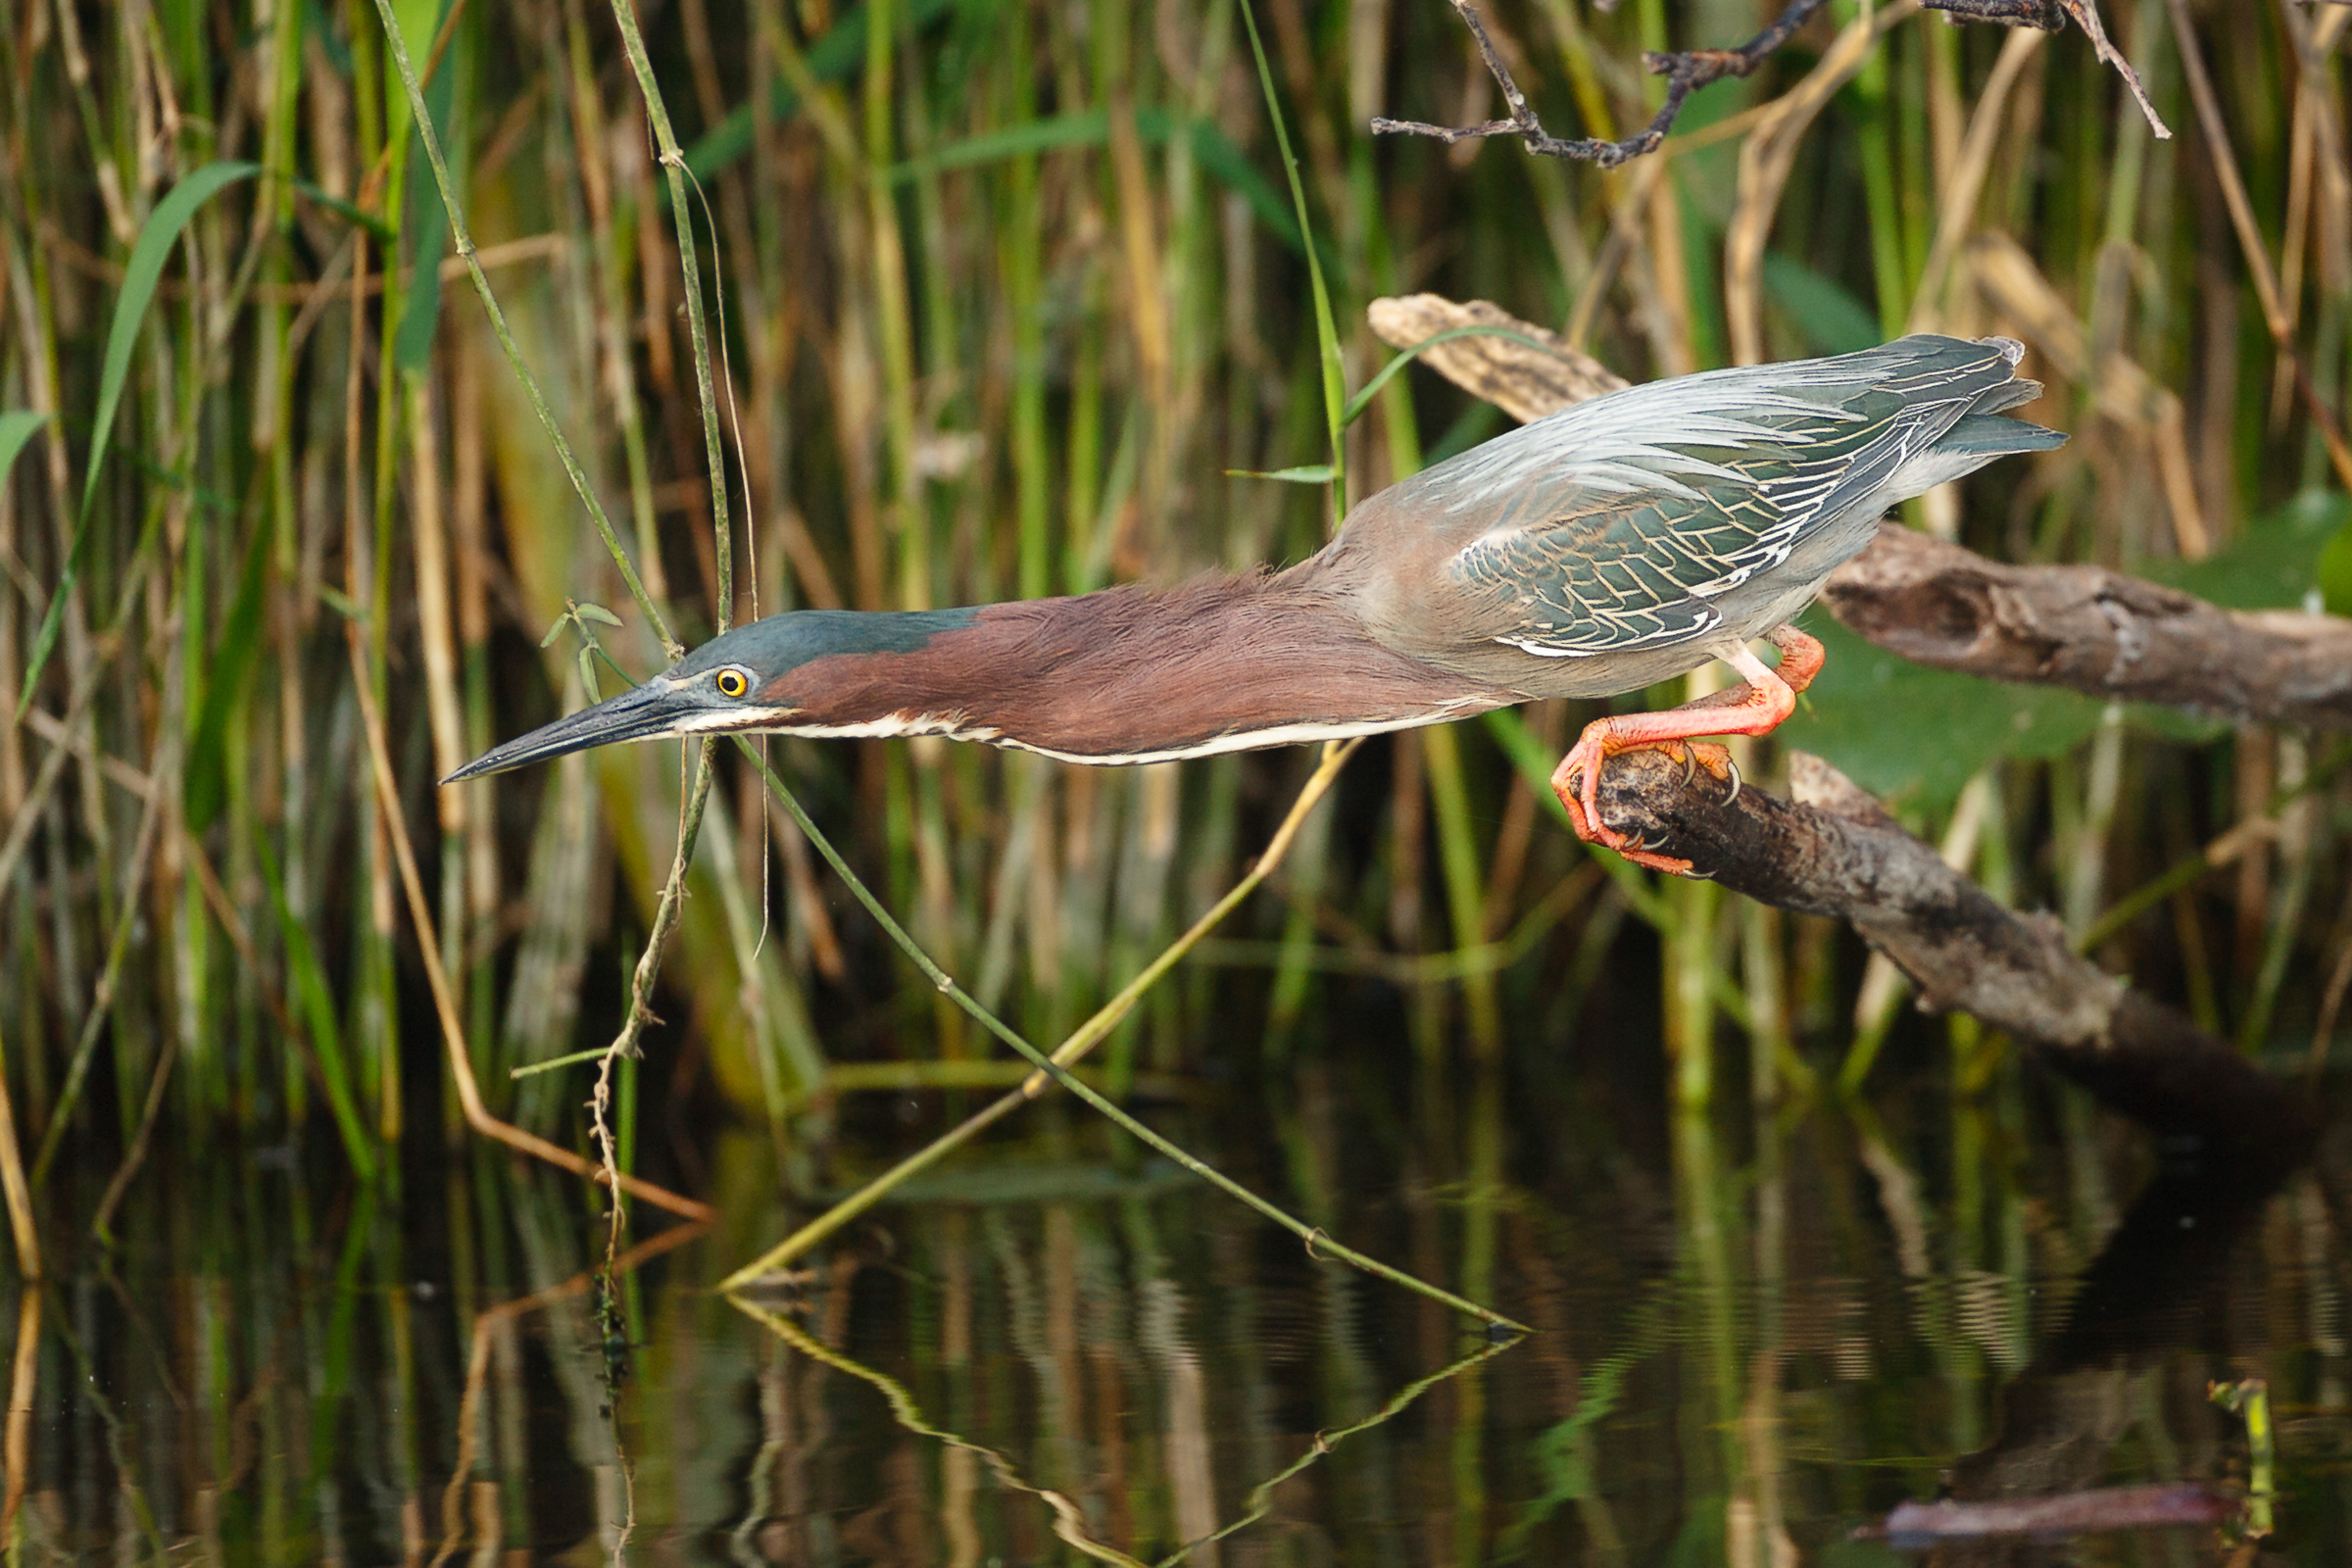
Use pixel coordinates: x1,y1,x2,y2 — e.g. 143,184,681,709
714,667,750,699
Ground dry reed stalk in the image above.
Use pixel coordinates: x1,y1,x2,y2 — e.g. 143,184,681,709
346,628,711,1220
1723,1,1921,367
0,1292,34,1537
1966,231,2209,557
1908,24,2048,336
2168,0,2352,492
0,1022,36,1280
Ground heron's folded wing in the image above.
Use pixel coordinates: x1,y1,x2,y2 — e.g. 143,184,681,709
1443,386,1987,658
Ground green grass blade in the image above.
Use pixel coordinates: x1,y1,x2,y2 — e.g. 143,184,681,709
21,161,260,710
257,831,376,1182
183,518,273,832
1237,0,1346,512
82,162,260,518
0,412,49,489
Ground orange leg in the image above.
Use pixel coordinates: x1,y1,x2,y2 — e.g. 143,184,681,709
1551,625,1824,875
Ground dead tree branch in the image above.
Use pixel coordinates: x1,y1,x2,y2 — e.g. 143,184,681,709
1825,523,2352,731
1374,0,2161,169
1597,749,2313,1140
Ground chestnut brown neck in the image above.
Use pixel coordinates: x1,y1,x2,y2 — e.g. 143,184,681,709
771,572,1504,762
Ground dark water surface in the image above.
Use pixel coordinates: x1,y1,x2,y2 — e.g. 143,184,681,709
19,1037,2352,1565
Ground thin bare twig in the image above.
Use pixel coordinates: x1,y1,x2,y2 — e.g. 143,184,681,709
1373,0,1831,169
1922,0,2169,136
1376,0,2165,169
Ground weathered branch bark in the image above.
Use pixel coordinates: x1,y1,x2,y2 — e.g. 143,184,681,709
1595,748,2313,1140
1363,296,1627,417
1826,521,2352,730
1369,293,2352,733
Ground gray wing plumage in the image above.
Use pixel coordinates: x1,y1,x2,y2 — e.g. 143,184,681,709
1400,335,2058,662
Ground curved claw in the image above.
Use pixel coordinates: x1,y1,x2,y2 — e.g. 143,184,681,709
1723,756,1743,806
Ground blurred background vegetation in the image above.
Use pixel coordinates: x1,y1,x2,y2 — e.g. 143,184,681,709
0,0,2345,1204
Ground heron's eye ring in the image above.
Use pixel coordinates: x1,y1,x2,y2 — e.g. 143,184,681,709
714,667,750,699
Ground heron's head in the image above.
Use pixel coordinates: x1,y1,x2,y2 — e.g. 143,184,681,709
442,608,980,782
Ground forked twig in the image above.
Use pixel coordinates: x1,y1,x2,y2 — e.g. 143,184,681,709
1373,0,1834,169
1374,0,2165,169
1925,0,2167,136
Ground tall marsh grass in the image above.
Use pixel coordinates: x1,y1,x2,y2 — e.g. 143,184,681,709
1,0,2345,1206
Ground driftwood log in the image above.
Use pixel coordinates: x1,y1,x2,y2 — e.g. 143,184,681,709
1371,292,2326,1136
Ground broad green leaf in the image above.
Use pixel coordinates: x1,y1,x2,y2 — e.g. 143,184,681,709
1782,614,2107,810
392,0,461,375
2149,487,2347,610
1760,253,1882,357
887,109,1115,181
83,163,260,517
21,161,260,710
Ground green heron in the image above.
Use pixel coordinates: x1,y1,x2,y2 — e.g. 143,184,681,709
449,334,2060,873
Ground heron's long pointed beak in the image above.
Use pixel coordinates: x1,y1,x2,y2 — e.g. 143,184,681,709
442,678,692,783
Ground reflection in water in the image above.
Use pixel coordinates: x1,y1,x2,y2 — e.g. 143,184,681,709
6,1039,2347,1563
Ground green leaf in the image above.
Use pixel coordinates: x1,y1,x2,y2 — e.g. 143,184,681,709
0,411,50,492
1781,613,2107,810
1240,0,1345,506
2147,487,2348,610
256,831,375,1182
886,109,1113,182
574,601,622,626
21,161,261,710
1223,465,1336,484
291,178,395,240
876,106,1314,261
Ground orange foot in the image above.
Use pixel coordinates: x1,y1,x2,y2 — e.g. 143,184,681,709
1554,735,1734,875
1550,624,1823,877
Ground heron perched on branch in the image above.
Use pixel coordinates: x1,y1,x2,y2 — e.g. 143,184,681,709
448,335,2061,875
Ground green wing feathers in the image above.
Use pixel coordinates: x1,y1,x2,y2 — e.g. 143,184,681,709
1436,335,2056,659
